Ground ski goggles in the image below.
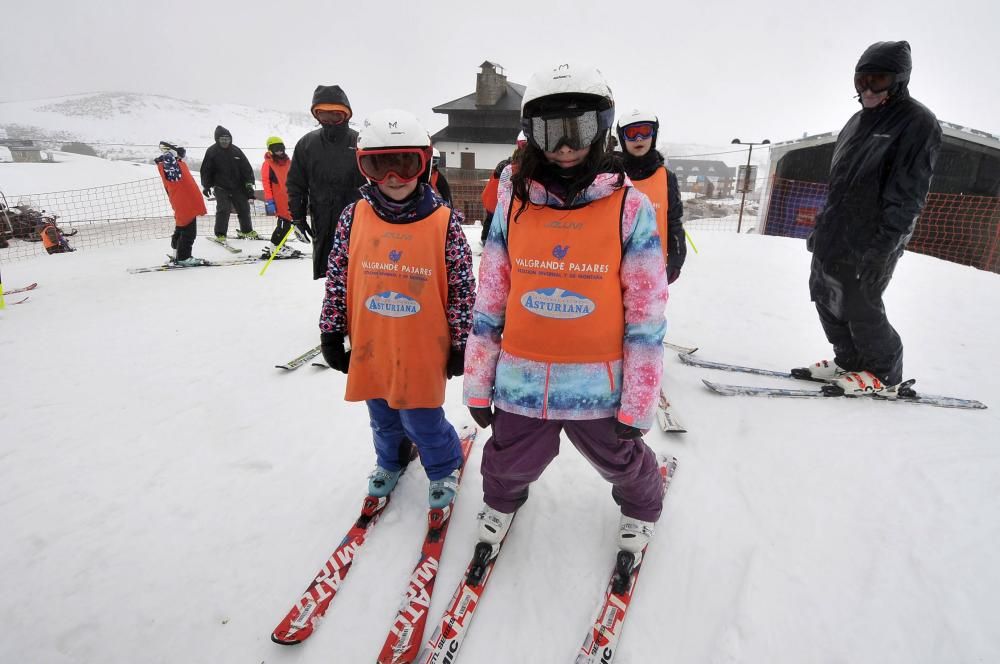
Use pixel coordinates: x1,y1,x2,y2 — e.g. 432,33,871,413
357,147,430,183
621,122,656,141
315,109,349,125
854,72,895,94
522,108,614,152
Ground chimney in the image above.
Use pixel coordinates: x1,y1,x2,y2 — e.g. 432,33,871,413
476,61,507,107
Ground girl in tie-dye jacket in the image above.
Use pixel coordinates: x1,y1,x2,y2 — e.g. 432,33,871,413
463,63,669,552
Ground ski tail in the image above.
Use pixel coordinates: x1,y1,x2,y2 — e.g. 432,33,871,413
275,346,322,371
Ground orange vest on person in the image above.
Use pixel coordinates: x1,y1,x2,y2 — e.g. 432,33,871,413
262,153,291,219
344,200,452,409
631,166,670,265
502,188,627,363
158,160,207,226
40,223,60,250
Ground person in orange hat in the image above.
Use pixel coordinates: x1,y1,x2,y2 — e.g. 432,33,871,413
286,85,367,279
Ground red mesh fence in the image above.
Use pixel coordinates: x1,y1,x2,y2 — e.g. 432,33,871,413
762,176,1000,274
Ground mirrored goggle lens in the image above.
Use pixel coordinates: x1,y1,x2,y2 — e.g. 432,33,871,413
854,72,894,93
316,110,348,124
622,122,656,141
358,151,426,182
528,110,600,152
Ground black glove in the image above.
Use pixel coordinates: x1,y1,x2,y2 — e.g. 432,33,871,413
320,332,350,373
614,421,643,440
856,249,891,289
202,186,213,198
245,183,256,199
667,265,681,285
469,406,493,429
446,346,465,378
293,218,313,243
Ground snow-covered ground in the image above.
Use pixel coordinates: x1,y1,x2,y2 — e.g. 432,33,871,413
1,231,998,664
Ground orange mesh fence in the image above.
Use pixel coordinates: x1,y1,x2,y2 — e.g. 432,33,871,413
762,176,1000,274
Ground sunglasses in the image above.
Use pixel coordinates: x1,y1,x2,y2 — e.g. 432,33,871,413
854,72,895,94
357,148,430,183
622,122,656,141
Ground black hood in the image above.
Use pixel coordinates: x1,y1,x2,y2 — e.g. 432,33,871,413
214,125,232,141
856,41,912,89
311,85,352,114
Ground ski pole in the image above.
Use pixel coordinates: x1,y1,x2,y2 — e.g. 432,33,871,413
685,229,699,254
258,225,295,277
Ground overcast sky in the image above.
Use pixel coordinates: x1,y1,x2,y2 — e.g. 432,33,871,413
1,0,996,146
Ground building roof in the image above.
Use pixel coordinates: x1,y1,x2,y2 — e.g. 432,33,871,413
431,126,520,144
669,159,735,176
432,82,527,113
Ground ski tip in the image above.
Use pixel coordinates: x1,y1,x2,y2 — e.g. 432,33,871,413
270,632,301,646
457,423,478,440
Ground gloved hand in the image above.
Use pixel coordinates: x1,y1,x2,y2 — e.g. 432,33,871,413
293,218,313,243
245,183,256,199
614,421,643,440
446,346,465,378
265,199,276,216
469,406,494,429
856,248,891,289
320,332,351,373
202,186,213,198
667,265,681,285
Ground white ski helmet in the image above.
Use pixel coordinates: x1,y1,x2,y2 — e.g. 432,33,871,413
521,63,614,115
357,109,431,150
616,108,660,148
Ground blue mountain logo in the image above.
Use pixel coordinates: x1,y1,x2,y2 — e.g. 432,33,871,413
389,249,402,262
520,288,595,319
553,244,569,259
365,291,420,318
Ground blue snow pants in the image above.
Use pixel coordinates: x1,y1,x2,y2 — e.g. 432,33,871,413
366,399,462,481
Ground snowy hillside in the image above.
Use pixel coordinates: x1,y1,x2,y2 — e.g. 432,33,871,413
1,231,997,664
0,92,321,162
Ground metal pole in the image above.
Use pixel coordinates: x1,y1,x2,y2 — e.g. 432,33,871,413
736,144,753,233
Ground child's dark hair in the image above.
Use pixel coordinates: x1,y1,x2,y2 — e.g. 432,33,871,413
510,136,625,221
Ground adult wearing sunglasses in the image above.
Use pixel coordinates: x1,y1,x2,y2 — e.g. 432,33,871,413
287,85,368,280
318,109,476,510
803,40,941,396
463,63,668,560
616,109,686,284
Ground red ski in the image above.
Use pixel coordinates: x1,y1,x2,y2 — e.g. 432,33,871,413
376,427,477,664
575,456,678,663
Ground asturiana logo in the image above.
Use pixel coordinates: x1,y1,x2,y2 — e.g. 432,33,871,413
520,288,595,319
366,291,420,317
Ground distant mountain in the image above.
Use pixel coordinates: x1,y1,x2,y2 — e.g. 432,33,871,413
0,92,322,162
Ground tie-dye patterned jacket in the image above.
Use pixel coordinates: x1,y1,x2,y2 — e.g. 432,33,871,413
463,168,668,430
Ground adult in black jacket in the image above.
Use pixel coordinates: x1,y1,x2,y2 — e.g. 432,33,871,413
805,40,941,390
286,85,367,279
200,125,256,239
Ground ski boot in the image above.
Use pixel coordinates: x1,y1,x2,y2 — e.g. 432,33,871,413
830,370,889,395
367,466,403,497
618,515,655,554
791,359,848,382
175,257,208,267
237,230,261,240
428,469,460,509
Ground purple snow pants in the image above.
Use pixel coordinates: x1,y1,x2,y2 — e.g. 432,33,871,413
481,409,664,522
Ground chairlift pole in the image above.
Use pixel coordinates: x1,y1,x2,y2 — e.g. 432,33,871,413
731,138,770,233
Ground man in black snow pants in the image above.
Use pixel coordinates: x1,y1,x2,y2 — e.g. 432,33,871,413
801,40,941,396
200,125,257,240
286,85,367,280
